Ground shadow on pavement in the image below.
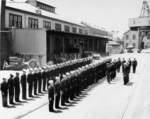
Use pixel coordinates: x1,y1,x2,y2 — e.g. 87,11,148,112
53,110,63,113
127,82,134,86
5,105,16,108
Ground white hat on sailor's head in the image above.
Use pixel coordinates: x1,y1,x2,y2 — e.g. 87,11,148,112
55,76,60,80
62,74,66,78
48,80,54,85
85,65,89,68
39,68,44,72
42,66,46,69
34,67,38,72
22,69,26,73
66,72,70,76
71,71,74,74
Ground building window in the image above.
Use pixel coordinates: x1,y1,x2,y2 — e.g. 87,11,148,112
43,20,51,29
28,17,38,28
133,34,136,40
9,13,22,28
126,43,128,48
147,32,150,39
85,30,88,35
64,25,70,32
37,2,55,13
126,35,129,40
55,23,61,31
79,28,83,34
72,27,77,33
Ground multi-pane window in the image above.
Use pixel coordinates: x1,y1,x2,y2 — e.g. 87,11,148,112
72,27,77,33
126,35,129,40
55,23,61,31
28,17,38,28
133,34,136,40
37,2,55,13
126,43,128,48
64,25,70,32
148,32,150,39
43,20,51,29
85,30,88,35
9,13,22,28
79,28,83,34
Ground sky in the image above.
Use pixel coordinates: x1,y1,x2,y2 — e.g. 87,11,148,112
14,0,144,37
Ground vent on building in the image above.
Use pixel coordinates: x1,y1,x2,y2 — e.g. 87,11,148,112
36,8,41,15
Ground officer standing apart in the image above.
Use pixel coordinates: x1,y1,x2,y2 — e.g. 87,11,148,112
123,63,129,85
8,74,15,104
48,80,55,112
132,58,138,73
128,58,132,73
1,78,8,107
14,72,20,102
21,70,27,100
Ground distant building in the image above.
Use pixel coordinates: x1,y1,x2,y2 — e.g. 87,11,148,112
0,0,112,67
124,1,150,50
123,30,139,49
106,41,122,54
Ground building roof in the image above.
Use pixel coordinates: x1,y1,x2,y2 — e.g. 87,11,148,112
6,1,84,27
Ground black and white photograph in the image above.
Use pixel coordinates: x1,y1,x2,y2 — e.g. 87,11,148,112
0,0,149,119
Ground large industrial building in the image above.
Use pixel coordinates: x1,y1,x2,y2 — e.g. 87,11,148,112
124,0,150,50
0,0,112,68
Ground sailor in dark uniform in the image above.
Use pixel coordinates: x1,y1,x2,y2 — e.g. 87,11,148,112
106,63,111,83
14,72,20,102
121,58,126,72
132,58,138,73
33,68,38,95
27,69,34,97
54,76,61,109
123,62,129,85
38,68,42,93
42,67,47,92
117,58,121,72
8,74,15,104
60,74,67,106
1,78,8,107
128,58,132,73
48,80,55,112
21,70,27,100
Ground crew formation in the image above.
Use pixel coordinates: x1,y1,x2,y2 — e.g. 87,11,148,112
48,58,111,112
0,57,92,108
106,58,138,85
0,57,138,110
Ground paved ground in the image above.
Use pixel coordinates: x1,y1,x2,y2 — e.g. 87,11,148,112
0,52,149,119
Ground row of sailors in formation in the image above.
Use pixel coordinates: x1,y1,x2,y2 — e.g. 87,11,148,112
47,59,110,112
106,58,138,85
0,57,92,108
